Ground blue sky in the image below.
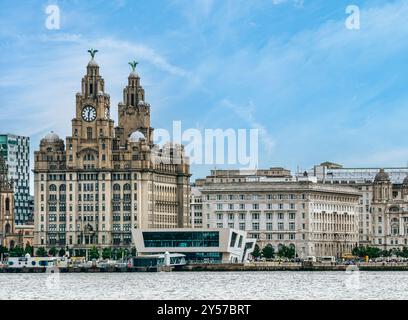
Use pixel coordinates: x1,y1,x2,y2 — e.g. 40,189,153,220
1,0,408,190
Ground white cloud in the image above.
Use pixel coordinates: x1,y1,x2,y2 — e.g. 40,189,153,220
221,99,275,155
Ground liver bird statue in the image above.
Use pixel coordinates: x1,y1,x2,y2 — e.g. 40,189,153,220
129,61,138,72
88,49,98,59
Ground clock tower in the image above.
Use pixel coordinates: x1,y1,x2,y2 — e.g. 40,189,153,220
67,50,115,171
33,50,191,254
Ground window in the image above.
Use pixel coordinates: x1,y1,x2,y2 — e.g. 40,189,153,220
252,223,259,231
87,127,93,140
251,213,259,220
239,223,246,230
266,223,273,231
278,222,284,231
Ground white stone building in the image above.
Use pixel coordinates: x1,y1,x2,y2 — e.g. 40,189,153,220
196,168,360,258
298,162,408,246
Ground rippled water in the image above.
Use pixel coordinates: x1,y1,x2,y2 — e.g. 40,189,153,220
0,271,407,300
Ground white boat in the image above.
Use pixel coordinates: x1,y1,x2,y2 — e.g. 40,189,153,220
7,255,69,269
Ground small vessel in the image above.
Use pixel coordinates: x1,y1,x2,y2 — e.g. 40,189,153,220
7,254,69,269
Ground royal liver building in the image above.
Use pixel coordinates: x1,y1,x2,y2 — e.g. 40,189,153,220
33,51,190,253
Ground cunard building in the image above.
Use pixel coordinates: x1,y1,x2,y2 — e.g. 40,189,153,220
33,51,190,253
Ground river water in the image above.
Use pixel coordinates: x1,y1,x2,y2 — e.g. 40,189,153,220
0,271,406,300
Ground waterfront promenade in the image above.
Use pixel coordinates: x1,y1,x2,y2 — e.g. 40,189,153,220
2,261,408,273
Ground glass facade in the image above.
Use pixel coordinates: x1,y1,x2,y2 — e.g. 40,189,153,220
0,134,31,224
143,231,220,248
133,257,164,267
183,252,222,262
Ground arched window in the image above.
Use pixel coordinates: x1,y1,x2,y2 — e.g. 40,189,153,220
49,184,57,192
113,184,121,192
5,198,10,211
5,223,10,234
123,183,131,192
59,184,66,192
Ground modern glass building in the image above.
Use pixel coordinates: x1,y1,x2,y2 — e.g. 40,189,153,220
0,134,31,224
132,228,256,263
143,231,220,248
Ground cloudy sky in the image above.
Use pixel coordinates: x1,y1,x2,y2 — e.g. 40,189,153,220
1,0,408,191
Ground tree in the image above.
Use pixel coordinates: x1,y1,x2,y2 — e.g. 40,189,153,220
352,246,382,258
102,248,112,260
278,245,296,259
48,247,58,257
0,246,8,261
251,244,261,259
261,244,275,259
114,248,124,260
0,246,8,255
24,244,33,256
35,247,47,257
58,248,66,257
89,246,100,260
9,246,24,257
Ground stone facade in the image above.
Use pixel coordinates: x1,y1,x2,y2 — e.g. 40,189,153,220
0,156,18,248
298,163,408,246
196,168,360,258
33,53,190,253
370,169,408,249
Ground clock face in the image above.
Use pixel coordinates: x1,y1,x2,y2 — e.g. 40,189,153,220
82,105,96,122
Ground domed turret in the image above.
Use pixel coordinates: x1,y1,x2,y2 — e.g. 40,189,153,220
87,59,98,67
374,168,390,182
373,169,392,202
129,71,139,79
43,131,60,143
128,131,145,143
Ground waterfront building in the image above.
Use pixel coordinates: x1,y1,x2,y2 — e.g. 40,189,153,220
196,168,360,258
298,162,408,246
189,185,203,228
132,228,255,263
0,156,18,248
370,169,408,250
33,51,190,255
0,134,31,225
15,224,34,248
